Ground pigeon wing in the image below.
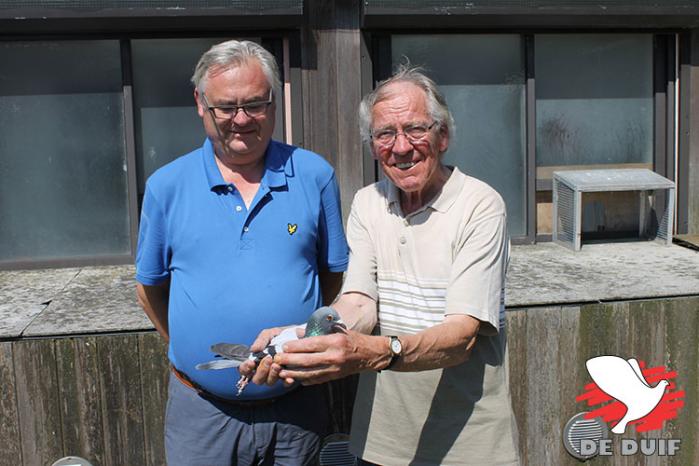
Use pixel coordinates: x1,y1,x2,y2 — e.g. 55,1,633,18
270,326,304,346
210,343,251,361
195,359,243,370
269,326,303,353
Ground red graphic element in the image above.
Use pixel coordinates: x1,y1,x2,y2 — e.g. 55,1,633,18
576,361,685,433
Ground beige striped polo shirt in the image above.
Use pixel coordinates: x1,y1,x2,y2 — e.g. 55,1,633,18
343,167,519,465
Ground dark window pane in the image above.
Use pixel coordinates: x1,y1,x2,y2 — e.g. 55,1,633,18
0,40,129,262
131,37,278,196
391,34,527,236
535,34,653,172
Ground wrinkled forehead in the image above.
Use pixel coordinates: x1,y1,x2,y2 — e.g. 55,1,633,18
374,81,427,107
371,82,430,125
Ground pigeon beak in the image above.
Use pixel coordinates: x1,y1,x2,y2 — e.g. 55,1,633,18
332,319,347,332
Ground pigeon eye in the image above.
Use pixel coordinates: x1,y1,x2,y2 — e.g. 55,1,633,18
326,315,333,321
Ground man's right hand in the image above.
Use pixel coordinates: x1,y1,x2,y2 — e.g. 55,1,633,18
239,326,302,386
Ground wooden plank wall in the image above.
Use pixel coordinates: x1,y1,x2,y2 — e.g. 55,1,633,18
1,333,169,466
0,297,697,465
301,0,366,221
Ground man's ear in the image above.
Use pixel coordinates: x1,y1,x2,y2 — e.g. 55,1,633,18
438,125,450,154
194,88,206,118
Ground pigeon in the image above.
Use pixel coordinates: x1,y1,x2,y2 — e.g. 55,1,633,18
585,356,669,434
196,306,347,394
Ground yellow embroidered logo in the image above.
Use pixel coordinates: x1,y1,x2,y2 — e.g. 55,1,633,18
287,223,298,235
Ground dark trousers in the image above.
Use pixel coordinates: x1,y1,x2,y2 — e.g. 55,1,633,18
165,372,329,466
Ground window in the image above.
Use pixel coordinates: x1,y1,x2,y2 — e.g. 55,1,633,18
0,37,286,268
377,32,672,242
131,37,284,200
535,34,654,176
0,40,130,263
391,35,527,237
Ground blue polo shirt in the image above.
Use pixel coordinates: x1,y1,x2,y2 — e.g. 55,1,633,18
136,139,348,399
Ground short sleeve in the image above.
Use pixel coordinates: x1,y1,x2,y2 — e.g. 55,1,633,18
445,210,508,336
340,193,379,301
317,173,349,273
135,184,171,285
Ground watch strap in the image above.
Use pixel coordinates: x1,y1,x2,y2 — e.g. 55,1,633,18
384,336,402,371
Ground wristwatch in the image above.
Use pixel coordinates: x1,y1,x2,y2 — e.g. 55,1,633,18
384,335,403,370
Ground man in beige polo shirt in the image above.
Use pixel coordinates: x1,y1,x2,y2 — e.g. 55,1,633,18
241,66,520,465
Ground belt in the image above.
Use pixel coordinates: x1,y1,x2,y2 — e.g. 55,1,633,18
171,366,289,407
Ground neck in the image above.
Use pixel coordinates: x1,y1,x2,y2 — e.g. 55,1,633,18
400,165,451,215
214,149,266,185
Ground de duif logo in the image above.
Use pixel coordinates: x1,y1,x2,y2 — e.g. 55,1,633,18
563,355,685,460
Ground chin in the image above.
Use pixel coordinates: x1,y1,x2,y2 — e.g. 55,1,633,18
227,141,256,155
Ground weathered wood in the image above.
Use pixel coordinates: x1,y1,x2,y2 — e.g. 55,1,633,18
663,298,699,466
55,336,105,466
678,30,699,234
138,332,169,466
13,339,63,465
523,306,565,465
302,0,365,221
2,297,698,466
505,308,528,462
97,334,146,466
0,342,22,465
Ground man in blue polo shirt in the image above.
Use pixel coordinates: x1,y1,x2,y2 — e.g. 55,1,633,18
135,40,348,466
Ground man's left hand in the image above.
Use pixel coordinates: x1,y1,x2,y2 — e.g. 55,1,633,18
274,330,384,385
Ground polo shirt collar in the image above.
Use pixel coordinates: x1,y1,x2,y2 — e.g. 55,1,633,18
202,138,289,191
387,165,464,216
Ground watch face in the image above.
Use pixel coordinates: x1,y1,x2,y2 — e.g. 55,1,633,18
390,338,402,354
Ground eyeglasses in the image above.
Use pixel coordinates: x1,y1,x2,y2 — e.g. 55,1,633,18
370,121,439,147
202,89,273,120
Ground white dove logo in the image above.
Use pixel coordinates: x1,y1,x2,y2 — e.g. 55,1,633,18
585,356,669,435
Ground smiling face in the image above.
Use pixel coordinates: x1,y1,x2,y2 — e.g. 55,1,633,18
194,59,275,168
370,82,450,210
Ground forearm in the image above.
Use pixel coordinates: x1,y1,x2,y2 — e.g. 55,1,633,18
136,281,171,342
331,292,377,334
381,315,480,372
276,313,481,384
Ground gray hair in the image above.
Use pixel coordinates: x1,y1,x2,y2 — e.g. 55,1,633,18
191,40,281,99
358,64,455,144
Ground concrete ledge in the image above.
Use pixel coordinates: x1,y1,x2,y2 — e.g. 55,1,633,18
507,242,699,307
2,241,698,338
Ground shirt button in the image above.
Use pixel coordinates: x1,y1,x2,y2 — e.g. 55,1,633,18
235,205,242,212
400,236,406,244
243,226,249,232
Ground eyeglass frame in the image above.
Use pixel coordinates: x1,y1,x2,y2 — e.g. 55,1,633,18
370,121,440,148
201,89,274,120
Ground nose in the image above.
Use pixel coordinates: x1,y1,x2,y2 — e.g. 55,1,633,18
231,108,253,126
392,132,413,155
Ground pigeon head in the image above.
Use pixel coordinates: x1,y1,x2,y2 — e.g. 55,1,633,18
304,306,346,337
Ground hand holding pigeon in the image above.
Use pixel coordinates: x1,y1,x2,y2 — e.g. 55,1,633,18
196,306,346,394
